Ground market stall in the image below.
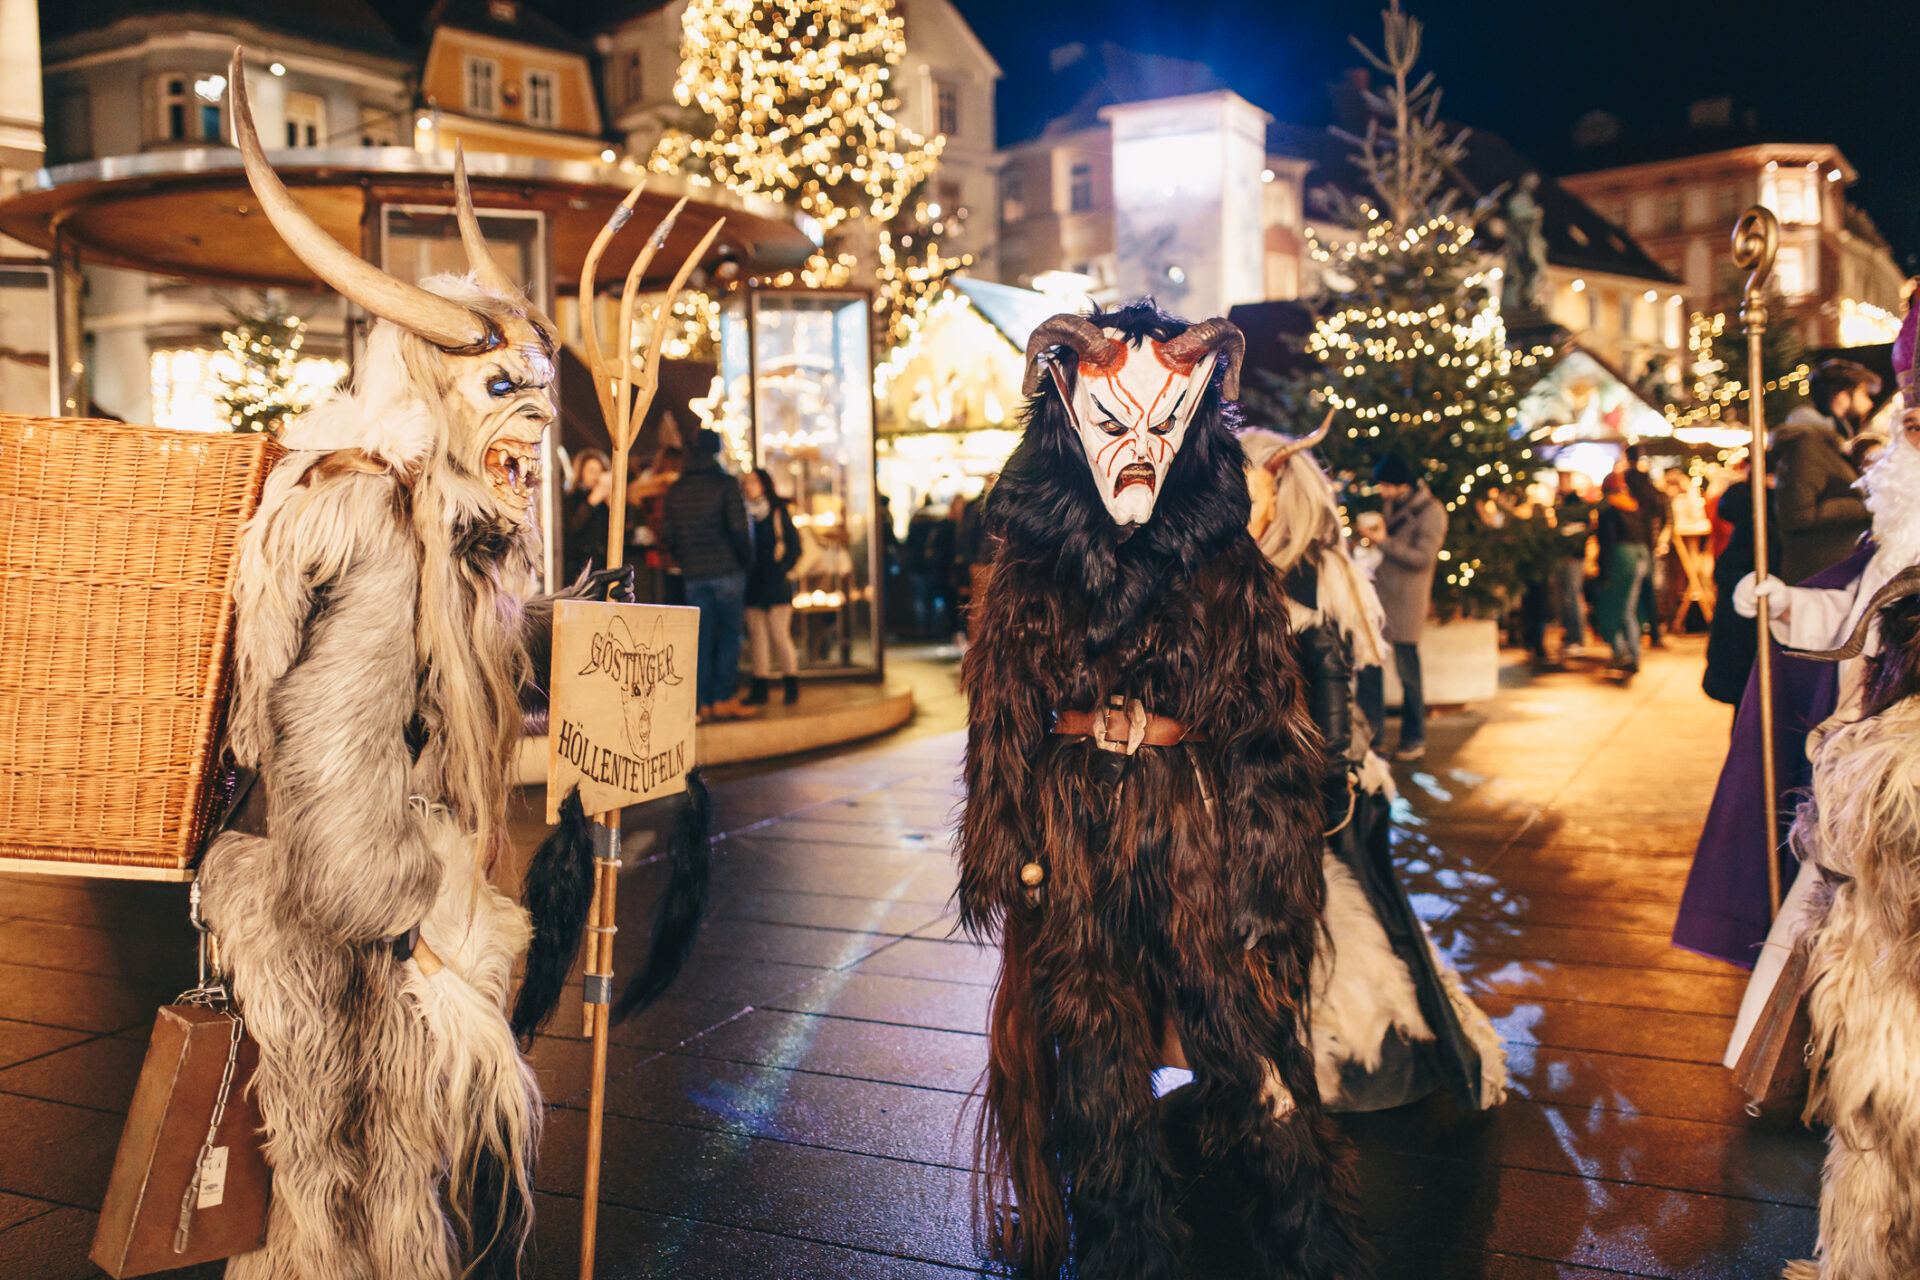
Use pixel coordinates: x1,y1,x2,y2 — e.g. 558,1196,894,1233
872,276,1057,524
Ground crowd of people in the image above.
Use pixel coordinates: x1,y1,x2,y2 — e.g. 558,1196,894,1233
559,428,807,722
550,358,1897,742
884,482,998,644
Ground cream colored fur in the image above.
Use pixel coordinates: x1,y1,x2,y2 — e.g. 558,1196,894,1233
1427,917,1509,1108
204,279,546,1277
1796,697,1920,1278
1311,855,1431,1099
1309,857,1508,1109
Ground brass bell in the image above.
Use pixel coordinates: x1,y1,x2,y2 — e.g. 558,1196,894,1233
1019,862,1045,888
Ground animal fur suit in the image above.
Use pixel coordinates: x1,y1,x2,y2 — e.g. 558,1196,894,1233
1786,589,1920,1280
193,56,720,1276
960,303,1365,1280
196,295,557,1279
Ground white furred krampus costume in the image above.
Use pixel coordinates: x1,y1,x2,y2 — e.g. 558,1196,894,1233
1242,427,1506,1112
193,56,706,1278
1737,397,1920,1278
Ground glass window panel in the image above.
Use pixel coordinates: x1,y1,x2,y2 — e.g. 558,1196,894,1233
723,291,879,673
1070,163,1093,213
526,70,557,126
465,58,497,115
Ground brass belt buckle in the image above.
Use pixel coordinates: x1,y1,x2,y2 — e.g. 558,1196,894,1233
1092,696,1148,756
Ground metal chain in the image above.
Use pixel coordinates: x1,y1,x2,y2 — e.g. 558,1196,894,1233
173,1009,245,1253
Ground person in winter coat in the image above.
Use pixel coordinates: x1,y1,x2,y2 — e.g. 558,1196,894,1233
1594,472,1654,675
1775,359,1881,583
1702,468,1781,705
1553,472,1593,652
1623,443,1670,647
664,429,756,720
562,449,612,584
741,467,804,706
1355,454,1448,760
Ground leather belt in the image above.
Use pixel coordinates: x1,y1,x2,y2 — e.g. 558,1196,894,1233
1052,698,1198,756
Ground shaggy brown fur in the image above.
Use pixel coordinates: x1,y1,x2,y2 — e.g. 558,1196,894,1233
960,303,1364,1279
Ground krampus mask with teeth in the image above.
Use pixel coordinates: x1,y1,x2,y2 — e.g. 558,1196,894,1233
1023,311,1245,526
231,51,556,519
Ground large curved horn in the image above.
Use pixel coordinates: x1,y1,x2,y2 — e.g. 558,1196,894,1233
453,143,557,338
453,144,525,304
1023,313,1122,395
228,49,492,352
1162,317,1246,399
1264,408,1336,474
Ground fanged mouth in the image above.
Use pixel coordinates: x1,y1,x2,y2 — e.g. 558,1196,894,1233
485,441,543,506
1113,462,1157,495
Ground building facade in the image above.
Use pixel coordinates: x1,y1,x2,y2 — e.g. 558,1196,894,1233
998,64,1685,384
596,0,1002,277
34,2,416,422
22,0,635,425
415,0,605,163
1563,143,1907,348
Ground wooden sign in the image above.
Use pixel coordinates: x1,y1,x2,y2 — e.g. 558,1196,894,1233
546,601,700,823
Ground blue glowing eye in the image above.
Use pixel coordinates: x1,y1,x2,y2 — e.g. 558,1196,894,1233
487,376,515,398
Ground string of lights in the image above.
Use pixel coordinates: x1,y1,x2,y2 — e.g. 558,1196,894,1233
651,0,966,358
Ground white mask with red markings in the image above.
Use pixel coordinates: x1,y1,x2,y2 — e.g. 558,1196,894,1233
1025,313,1245,527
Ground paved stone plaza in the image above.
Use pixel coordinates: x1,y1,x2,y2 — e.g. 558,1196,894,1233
0,638,1822,1277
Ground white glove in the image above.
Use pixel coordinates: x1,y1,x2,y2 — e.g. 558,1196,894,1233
1733,572,1789,620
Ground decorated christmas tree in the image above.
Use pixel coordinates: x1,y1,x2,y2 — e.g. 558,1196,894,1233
214,309,310,434
1262,0,1551,618
653,0,965,354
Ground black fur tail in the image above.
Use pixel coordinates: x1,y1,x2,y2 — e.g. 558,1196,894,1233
510,788,594,1042
462,1140,534,1280
612,769,711,1024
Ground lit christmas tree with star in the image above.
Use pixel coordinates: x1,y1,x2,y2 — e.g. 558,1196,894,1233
1269,0,1552,618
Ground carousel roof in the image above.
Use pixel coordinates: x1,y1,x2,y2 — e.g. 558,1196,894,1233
0,145,813,290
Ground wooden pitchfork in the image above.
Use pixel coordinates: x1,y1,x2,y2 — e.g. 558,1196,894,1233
573,178,723,1280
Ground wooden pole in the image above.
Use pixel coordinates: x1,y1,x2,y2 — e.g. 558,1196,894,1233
1732,206,1782,918
570,187,723,1280
577,282,636,1280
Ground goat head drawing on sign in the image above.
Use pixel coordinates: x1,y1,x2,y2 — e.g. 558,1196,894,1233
578,613,684,757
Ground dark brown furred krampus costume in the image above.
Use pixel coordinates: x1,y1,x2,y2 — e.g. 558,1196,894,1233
960,302,1364,1279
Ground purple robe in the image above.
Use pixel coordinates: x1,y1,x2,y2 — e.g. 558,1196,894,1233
1673,544,1875,968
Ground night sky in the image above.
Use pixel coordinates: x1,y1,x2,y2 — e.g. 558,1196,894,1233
953,0,1919,269
375,0,1919,268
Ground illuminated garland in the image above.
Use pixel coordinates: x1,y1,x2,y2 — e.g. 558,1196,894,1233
874,285,973,397
659,288,722,362
1296,202,1552,608
654,0,969,359
1663,309,1810,434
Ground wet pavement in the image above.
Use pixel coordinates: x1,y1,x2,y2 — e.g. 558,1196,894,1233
0,638,1821,1277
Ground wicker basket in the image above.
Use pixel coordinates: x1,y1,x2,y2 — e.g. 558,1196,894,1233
0,416,281,878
